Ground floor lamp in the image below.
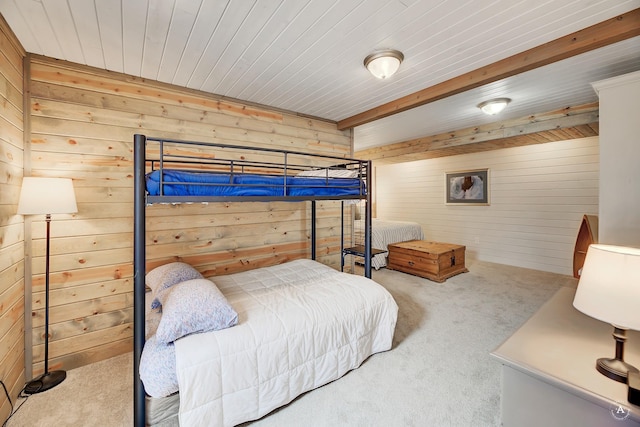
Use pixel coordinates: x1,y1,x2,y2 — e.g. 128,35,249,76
18,177,78,394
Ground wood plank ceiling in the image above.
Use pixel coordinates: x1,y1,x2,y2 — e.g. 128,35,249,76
1,0,639,160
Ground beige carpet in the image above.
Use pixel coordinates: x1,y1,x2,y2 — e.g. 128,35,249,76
6,351,133,426
6,260,576,427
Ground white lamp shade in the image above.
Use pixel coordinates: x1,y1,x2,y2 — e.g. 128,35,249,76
573,244,640,330
364,50,404,79
17,177,78,215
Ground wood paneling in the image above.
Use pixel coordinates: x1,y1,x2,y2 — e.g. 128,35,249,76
25,55,352,374
375,137,599,276
0,13,24,424
356,103,599,165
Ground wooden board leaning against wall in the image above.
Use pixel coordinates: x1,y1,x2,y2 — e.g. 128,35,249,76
26,55,353,374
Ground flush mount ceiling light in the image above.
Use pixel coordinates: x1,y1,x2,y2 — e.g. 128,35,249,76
364,49,404,79
478,98,511,115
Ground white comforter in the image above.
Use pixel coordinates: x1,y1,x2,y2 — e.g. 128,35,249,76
174,259,398,426
355,219,425,269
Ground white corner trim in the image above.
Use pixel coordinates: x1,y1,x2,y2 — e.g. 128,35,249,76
591,70,640,96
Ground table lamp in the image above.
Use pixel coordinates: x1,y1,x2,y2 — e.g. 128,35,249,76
17,177,78,393
573,244,640,383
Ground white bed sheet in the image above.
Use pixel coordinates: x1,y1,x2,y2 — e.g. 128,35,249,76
355,219,425,269
174,259,398,426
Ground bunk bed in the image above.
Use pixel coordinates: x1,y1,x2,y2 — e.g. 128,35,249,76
133,134,396,426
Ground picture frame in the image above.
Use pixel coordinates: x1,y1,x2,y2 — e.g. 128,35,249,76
445,169,489,205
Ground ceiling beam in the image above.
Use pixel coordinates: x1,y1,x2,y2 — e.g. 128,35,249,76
355,103,599,164
337,8,640,130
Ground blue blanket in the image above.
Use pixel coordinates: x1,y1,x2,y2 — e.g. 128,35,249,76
146,170,365,197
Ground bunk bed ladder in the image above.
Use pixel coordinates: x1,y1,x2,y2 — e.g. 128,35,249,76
339,163,373,279
364,161,372,279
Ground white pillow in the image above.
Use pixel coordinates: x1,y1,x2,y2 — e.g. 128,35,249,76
139,335,178,398
146,262,203,309
155,278,238,344
297,168,358,178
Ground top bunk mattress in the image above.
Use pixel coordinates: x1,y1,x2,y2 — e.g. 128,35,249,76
146,169,365,198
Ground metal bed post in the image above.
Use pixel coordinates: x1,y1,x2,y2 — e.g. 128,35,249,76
133,134,146,427
311,200,316,260
340,201,344,271
364,161,372,278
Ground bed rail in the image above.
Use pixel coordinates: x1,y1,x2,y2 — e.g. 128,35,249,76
143,135,368,204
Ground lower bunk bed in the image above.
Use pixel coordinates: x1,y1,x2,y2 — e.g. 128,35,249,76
140,259,399,426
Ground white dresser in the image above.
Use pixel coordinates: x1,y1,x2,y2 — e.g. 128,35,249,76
492,286,640,426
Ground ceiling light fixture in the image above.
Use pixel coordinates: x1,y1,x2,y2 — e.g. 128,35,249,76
364,49,404,79
478,98,511,115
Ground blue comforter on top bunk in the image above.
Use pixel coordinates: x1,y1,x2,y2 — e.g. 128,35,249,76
145,169,365,197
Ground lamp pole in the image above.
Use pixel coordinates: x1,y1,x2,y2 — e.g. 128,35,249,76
18,177,77,394
43,213,51,375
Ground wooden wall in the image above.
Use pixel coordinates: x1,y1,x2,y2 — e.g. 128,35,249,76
375,137,599,275
0,15,25,423
26,56,352,374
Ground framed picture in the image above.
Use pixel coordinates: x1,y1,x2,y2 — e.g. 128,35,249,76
445,169,489,205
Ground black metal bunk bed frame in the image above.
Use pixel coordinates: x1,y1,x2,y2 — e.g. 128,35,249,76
132,134,373,426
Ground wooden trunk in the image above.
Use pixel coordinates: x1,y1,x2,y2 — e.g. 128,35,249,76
387,240,468,282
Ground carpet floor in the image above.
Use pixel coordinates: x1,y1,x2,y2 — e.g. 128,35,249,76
6,260,576,427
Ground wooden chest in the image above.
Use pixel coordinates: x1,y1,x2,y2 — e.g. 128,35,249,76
387,240,468,282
